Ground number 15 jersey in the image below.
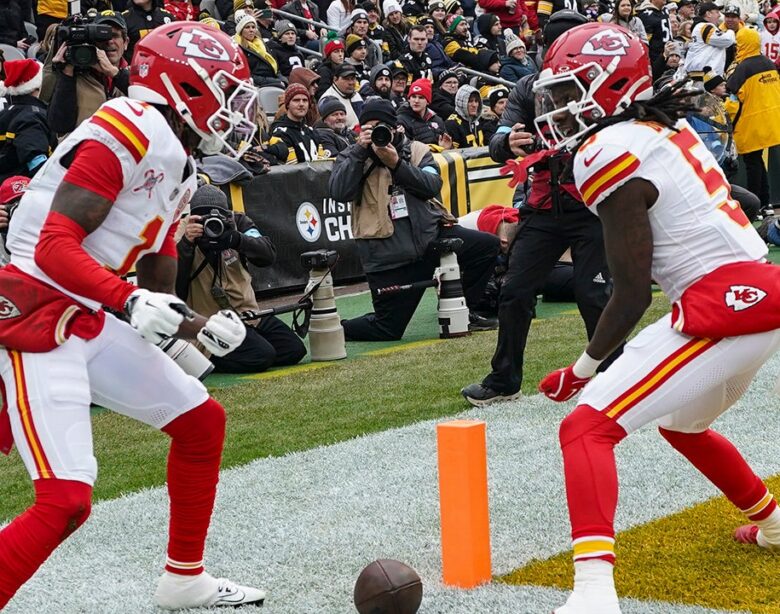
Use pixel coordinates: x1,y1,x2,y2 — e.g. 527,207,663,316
572,119,767,303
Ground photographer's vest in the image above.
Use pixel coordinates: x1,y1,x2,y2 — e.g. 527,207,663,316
351,140,430,239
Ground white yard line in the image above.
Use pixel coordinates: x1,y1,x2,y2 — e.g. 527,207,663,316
6,354,778,614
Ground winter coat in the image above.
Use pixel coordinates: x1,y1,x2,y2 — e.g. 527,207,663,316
430,88,456,121
269,41,306,77
237,38,286,89
426,39,456,77
443,35,498,72
329,136,446,273
599,13,648,44
397,49,435,82
281,0,321,42
122,4,174,62
0,95,58,183
637,0,671,63
315,60,340,98
397,103,447,145
477,0,529,31
499,55,537,81
314,120,357,157
382,23,407,61
0,0,26,47
725,27,780,153
474,14,507,56
445,85,486,149
320,84,365,129
267,115,321,163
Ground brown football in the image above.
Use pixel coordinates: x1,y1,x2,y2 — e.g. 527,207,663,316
353,559,423,614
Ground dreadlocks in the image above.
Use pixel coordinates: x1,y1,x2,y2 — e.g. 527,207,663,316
569,80,702,158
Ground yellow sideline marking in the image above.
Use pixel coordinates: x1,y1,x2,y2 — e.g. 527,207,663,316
363,339,444,356
499,474,780,613
242,362,332,380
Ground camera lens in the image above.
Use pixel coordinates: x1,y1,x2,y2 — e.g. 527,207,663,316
203,216,225,239
371,124,392,147
68,44,97,68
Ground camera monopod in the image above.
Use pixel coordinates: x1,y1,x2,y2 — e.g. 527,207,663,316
375,238,470,338
241,249,347,362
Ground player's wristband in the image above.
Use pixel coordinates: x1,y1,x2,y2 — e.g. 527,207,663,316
572,351,603,379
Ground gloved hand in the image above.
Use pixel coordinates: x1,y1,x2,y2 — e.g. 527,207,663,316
538,364,591,402
197,310,246,356
124,288,190,344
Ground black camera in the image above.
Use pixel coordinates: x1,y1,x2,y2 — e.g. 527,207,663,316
301,249,338,270
57,12,113,69
201,211,228,239
370,123,393,147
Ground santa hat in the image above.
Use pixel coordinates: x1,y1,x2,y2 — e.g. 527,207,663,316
408,78,432,103
3,59,42,97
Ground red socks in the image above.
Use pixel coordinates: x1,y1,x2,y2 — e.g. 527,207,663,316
0,479,92,608
161,397,226,576
659,427,777,519
559,405,627,565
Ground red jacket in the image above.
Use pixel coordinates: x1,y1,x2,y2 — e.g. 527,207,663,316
477,0,530,30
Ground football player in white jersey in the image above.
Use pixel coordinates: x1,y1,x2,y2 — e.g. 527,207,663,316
530,22,780,613
0,23,267,610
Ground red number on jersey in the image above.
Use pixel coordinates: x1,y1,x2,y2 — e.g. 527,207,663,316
114,216,165,276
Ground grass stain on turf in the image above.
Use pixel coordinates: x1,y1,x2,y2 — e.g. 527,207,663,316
500,475,780,613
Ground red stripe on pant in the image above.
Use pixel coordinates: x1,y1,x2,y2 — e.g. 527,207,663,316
161,397,226,576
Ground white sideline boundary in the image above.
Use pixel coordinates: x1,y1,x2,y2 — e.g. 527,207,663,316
5,353,778,614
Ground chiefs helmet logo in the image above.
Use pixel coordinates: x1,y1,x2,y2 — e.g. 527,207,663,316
725,285,767,312
176,28,230,62
0,297,21,320
581,30,631,56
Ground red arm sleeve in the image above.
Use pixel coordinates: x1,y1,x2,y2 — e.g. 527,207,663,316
34,141,136,311
35,211,137,311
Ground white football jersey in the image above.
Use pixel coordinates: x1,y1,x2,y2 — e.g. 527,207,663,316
761,28,780,62
7,97,197,310
572,119,767,302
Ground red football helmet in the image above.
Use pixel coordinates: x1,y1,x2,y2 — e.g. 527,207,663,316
129,22,258,158
532,23,653,149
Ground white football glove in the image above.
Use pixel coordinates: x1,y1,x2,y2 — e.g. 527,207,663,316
125,288,190,344
197,310,246,357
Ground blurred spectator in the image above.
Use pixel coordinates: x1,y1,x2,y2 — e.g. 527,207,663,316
443,15,499,72
382,0,409,60
500,28,537,80
164,0,198,20
722,4,744,67
0,175,29,266
390,63,409,104
314,97,357,156
402,0,428,17
477,0,529,34
762,8,780,64
430,69,459,118
677,0,695,20
729,0,760,24
267,83,321,162
234,10,286,88
328,0,356,29
315,37,346,97
47,12,129,136
0,60,57,184
360,64,393,99
398,25,435,81
480,84,508,142
36,0,68,41
537,0,582,30
320,62,365,129
600,0,648,43
176,185,306,373
653,39,684,82
122,0,174,62
677,18,692,44
757,214,780,246
256,7,276,40
281,0,322,50
725,26,780,210
638,0,671,66
474,14,507,56
345,34,370,83
397,78,452,149
222,0,258,34
419,16,455,75
444,0,465,16
429,0,448,22
445,84,486,148
0,0,30,50
343,9,383,66
679,2,734,79
363,1,386,48
37,23,60,67
275,66,321,123
270,20,306,76
703,69,727,97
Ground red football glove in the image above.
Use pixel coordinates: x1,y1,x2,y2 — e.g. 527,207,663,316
538,365,591,402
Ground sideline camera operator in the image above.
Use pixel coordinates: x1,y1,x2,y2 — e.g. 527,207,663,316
176,185,306,373
329,98,499,341
45,11,130,136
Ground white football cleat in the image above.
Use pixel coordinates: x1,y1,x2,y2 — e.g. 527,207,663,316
154,571,266,609
554,560,621,614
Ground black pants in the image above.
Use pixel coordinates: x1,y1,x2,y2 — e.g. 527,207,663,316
482,207,617,395
343,225,500,341
731,184,761,222
743,150,770,209
211,315,307,373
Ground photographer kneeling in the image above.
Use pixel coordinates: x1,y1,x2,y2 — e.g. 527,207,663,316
46,11,130,136
176,185,306,373
330,99,500,341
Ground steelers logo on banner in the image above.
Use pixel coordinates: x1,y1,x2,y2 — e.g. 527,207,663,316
296,202,321,242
